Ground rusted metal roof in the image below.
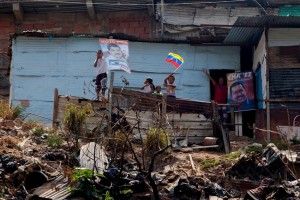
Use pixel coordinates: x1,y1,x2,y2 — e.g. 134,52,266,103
223,16,300,45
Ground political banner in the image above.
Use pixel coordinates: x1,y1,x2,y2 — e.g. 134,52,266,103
227,71,256,112
99,38,131,73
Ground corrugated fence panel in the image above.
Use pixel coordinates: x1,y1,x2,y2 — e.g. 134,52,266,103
269,68,300,109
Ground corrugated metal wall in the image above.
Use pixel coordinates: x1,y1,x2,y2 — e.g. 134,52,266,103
11,36,239,124
269,68,300,109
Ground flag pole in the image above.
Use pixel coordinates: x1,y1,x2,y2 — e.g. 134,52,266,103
172,64,182,73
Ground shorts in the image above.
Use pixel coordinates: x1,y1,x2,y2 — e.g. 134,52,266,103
96,73,107,89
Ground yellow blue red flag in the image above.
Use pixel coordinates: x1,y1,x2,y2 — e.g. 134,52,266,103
165,53,184,69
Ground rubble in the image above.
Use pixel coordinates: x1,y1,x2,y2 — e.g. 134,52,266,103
1,115,300,199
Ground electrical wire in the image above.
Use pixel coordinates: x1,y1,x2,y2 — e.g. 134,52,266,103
6,0,247,6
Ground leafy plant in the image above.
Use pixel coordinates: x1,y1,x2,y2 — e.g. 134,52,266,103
64,103,92,149
104,191,114,200
32,127,44,137
71,169,99,199
245,146,262,154
47,134,63,148
223,150,242,161
143,128,169,155
199,158,220,169
0,102,24,120
63,103,91,134
270,141,289,150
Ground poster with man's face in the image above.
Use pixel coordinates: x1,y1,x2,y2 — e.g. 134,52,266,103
99,38,131,74
227,72,256,112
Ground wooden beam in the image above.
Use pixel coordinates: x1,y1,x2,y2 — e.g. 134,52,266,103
86,0,95,19
52,88,59,128
13,3,23,22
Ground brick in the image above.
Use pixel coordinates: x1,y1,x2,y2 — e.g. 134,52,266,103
92,24,102,31
119,22,129,28
134,27,144,34
125,27,135,35
139,33,149,39
145,26,150,34
22,24,34,31
109,28,116,33
109,22,119,29
81,25,90,33
73,25,82,33
34,23,44,30
123,17,135,22
129,21,139,28
0,20,11,27
44,22,56,29
1,34,8,40
1,45,8,53
143,16,151,22
5,27,16,34
60,27,73,34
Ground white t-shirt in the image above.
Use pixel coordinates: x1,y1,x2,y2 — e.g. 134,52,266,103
95,58,108,75
141,85,152,93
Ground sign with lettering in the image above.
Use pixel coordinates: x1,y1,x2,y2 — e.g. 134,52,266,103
227,71,256,112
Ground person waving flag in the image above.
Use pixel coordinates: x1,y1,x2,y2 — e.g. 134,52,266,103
165,53,184,70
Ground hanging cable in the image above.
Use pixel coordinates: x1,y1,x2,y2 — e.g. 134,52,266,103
14,0,247,6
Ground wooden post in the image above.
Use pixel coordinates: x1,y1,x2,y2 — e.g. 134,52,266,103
108,72,114,135
161,94,167,125
230,104,235,124
219,118,230,154
52,88,59,128
212,100,230,153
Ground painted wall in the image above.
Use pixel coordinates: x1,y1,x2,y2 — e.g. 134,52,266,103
11,36,240,124
0,11,152,101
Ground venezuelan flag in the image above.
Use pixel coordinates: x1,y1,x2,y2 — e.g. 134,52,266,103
165,53,184,68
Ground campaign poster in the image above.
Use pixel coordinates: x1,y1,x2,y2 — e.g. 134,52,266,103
99,38,131,73
227,71,256,112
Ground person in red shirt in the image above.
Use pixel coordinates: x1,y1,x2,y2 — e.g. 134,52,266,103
202,68,228,122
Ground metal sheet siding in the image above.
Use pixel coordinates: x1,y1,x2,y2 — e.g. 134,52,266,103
269,68,300,109
268,28,300,47
158,6,263,26
279,5,300,16
11,36,239,124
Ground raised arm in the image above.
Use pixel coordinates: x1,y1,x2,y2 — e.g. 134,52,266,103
94,59,98,67
202,68,216,86
164,73,173,85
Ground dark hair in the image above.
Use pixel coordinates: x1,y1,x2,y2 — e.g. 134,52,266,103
146,78,155,89
169,75,175,80
107,43,121,50
230,81,245,95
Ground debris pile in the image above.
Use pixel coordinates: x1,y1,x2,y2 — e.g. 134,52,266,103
1,116,300,199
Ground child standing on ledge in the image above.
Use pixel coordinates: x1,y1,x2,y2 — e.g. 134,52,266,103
141,77,155,94
153,85,163,96
163,73,176,97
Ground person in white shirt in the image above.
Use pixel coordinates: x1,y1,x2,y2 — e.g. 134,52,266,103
93,50,108,101
141,77,155,94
